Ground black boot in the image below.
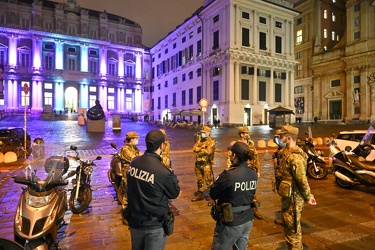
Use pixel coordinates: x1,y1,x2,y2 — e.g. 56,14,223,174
208,198,215,206
191,191,204,202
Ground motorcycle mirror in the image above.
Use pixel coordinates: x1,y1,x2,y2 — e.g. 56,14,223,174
110,142,117,149
96,156,102,160
70,145,77,151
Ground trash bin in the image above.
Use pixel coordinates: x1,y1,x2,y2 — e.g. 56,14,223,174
32,137,44,159
112,114,121,131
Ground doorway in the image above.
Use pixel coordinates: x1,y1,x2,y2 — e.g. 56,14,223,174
244,108,251,126
65,87,78,113
329,100,342,120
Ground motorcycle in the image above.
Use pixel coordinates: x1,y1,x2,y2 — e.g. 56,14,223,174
68,145,102,214
13,156,75,249
298,128,328,180
332,125,375,189
108,142,126,205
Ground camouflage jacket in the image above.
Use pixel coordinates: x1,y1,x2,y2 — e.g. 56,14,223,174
226,139,260,173
193,136,216,164
279,146,312,201
120,144,142,166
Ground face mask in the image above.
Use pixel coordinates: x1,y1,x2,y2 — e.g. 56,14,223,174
201,133,206,138
133,139,139,145
274,136,286,148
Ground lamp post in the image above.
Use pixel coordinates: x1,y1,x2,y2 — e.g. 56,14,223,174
23,83,29,159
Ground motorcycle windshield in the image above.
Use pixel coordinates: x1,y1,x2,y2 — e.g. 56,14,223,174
360,125,374,145
44,156,68,182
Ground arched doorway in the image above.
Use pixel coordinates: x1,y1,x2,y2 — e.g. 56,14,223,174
65,87,78,113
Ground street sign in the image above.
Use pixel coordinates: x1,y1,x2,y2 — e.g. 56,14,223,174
199,98,208,108
23,83,29,95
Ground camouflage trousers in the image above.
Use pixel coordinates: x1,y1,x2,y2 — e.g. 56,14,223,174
281,195,304,250
194,161,214,193
121,165,129,204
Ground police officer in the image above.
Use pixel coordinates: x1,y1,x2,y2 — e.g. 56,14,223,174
126,129,181,249
226,125,262,219
120,131,142,205
210,142,257,250
159,128,171,168
277,125,317,249
191,126,216,206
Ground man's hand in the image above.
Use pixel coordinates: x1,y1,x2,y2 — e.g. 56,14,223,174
307,194,317,205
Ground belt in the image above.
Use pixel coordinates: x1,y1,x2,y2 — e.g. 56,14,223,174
232,205,251,213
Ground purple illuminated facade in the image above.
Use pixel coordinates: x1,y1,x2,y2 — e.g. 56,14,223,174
0,0,150,116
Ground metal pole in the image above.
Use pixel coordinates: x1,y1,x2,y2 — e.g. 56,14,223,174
24,94,27,159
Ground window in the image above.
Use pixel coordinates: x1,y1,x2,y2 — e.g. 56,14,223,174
125,64,134,77
0,50,6,65
242,28,250,47
90,86,97,92
20,51,30,67
126,97,132,110
354,4,360,12
213,67,220,76
108,62,116,75
89,60,98,74
296,30,302,45
294,86,304,94
354,31,360,40
259,17,267,24
44,54,53,69
213,30,219,50
324,29,327,38
44,92,52,105
189,88,193,105
324,10,327,19
68,57,76,71
241,79,249,100
296,52,301,59
354,75,360,83
213,80,219,101
182,74,186,82
164,81,168,87
213,15,219,23
172,93,176,107
258,81,266,101
108,96,115,110
165,95,168,109
182,37,186,43
332,13,336,22
331,79,340,87
197,86,201,103
188,71,193,80
173,43,176,49
297,64,302,76
297,18,302,25
189,45,194,60
182,90,186,106
332,31,336,41
275,36,282,53
189,32,193,39
197,68,202,77
21,91,30,106
157,97,161,109
242,12,250,19
89,95,97,108
173,77,178,85
259,32,267,50
275,83,282,102
44,83,53,90
197,40,202,56
276,21,282,28
197,26,202,34
241,66,247,74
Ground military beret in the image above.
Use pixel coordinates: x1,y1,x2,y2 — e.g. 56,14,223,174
238,126,250,133
276,125,299,135
201,126,211,133
126,131,140,140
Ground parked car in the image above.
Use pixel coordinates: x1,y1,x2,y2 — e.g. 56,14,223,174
335,130,375,161
0,127,31,157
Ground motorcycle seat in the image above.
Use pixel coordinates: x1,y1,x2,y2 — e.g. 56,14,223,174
347,155,375,171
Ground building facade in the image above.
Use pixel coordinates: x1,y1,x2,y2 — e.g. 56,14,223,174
0,0,150,117
150,0,299,126
294,0,375,123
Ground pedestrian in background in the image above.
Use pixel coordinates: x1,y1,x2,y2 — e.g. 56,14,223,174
120,131,142,205
276,125,317,249
226,126,262,219
160,128,171,169
126,129,181,250
191,126,216,206
210,141,257,250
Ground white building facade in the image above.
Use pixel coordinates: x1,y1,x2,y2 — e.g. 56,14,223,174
150,0,299,126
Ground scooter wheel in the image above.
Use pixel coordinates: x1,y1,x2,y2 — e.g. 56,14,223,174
69,186,92,214
307,163,328,180
117,183,127,205
335,169,353,189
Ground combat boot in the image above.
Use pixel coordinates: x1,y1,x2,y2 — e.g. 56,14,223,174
253,206,263,220
191,191,204,202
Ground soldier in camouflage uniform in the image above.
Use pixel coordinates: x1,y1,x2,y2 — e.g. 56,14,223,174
120,131,143,205
226,126,263,219
277,125,317,249
160,128,171,168
191,126,216,206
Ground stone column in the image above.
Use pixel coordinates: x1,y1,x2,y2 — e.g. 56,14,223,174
369,73,375,120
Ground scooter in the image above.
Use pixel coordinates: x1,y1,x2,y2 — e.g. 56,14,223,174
299,129,328,180
108,142,126,205
13,156,75,249
332,127,375,189
68,145,102,214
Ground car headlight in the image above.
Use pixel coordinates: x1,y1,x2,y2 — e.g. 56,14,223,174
26,192,53,208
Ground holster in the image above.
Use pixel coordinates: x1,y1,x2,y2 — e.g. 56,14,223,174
162,211,175,236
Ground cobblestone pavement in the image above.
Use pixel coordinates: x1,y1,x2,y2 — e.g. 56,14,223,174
1,116,375,249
